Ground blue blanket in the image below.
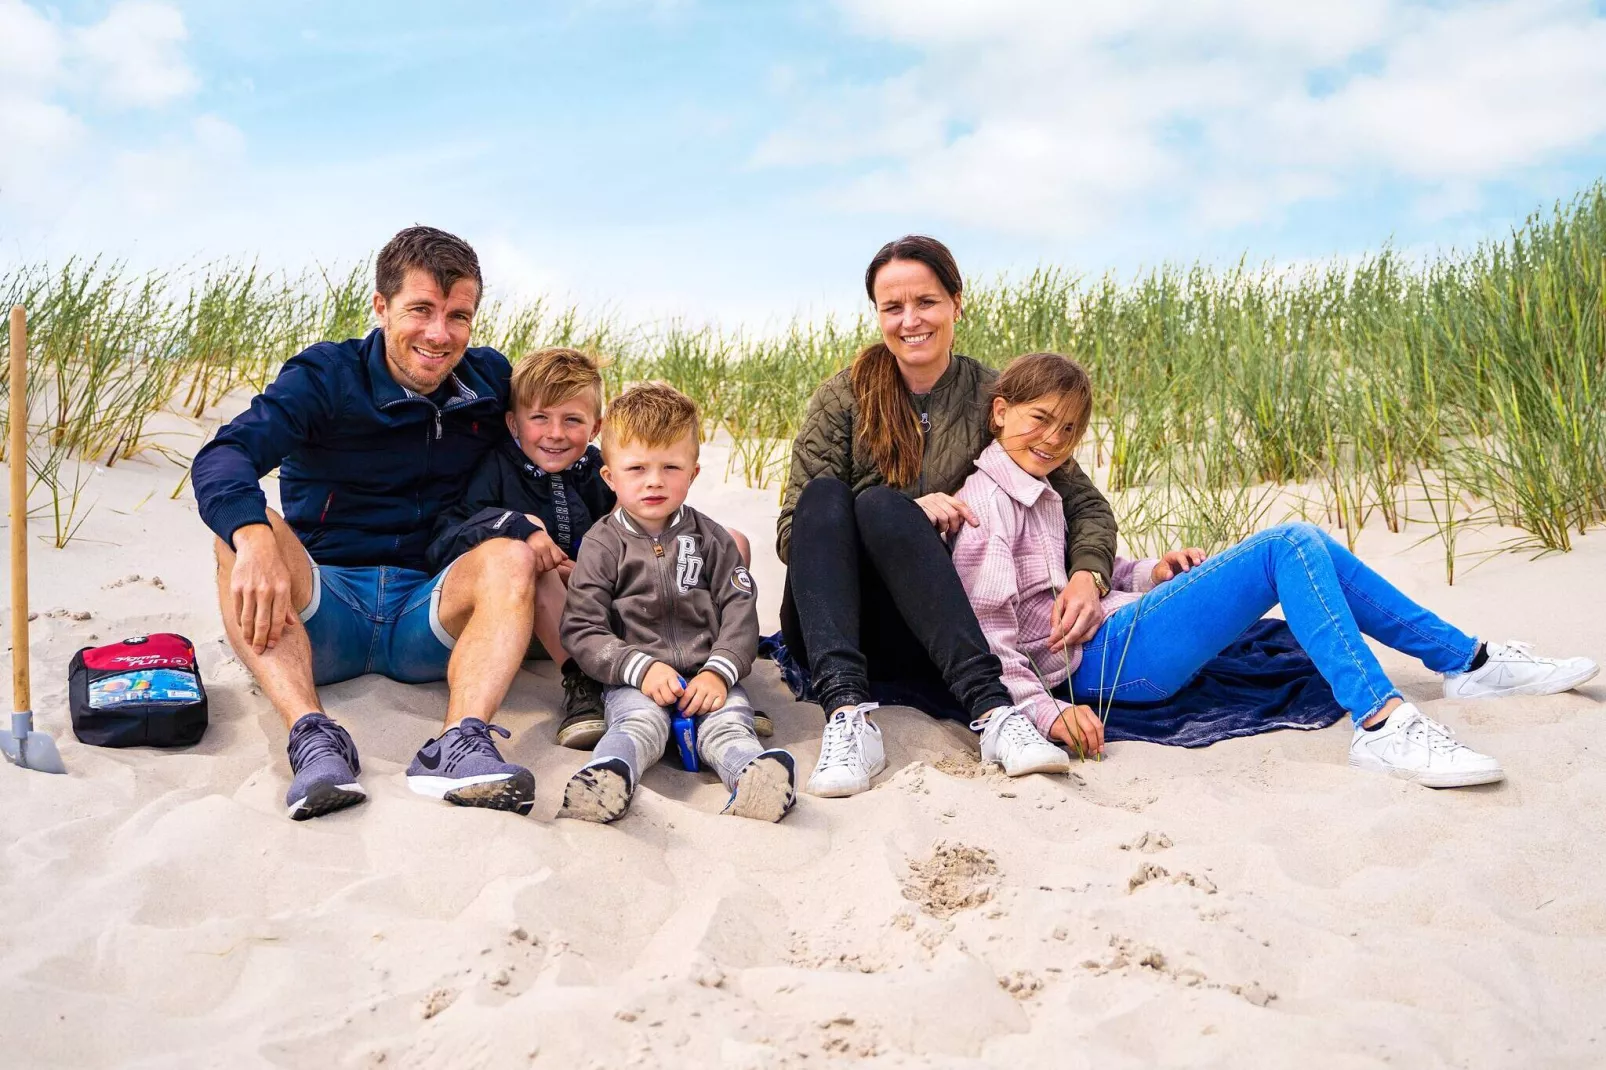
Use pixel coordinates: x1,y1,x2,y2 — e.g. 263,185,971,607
758,617,1346,748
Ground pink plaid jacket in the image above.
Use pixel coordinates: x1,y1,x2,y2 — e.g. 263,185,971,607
952,442,1158,736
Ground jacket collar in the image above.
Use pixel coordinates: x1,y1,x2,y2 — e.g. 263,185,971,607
364,328,493,411
612,504,686,538
507,441,598,482
975,440,1058,509
913,350,964,398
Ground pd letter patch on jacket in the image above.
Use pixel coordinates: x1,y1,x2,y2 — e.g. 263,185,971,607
676,535,705,592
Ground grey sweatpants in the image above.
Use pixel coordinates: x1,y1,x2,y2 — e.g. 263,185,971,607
592,683,764,791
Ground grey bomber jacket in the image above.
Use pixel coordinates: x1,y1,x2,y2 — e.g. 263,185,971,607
561,505,759,689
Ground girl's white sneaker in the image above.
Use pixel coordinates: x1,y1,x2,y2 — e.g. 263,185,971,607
1444,640,1599,699
974,705,1072,777
1348,703,1504,788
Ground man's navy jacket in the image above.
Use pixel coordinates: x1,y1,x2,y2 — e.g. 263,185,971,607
193,328,511,574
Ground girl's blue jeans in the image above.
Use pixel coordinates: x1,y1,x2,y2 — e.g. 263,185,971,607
1069,523,1480,724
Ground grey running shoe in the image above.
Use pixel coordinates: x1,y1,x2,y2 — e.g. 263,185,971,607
753,710,774,738
406,718,534,815
557,661,606,750
723,749,797,822
557,757,634,823
285,713,366,821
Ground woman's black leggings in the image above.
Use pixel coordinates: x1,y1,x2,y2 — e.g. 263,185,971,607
779,477,1013,721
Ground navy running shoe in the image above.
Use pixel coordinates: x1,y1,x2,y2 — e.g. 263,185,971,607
722,749,797,822
557,757,634,823
406,718,534,815
285,713,366,821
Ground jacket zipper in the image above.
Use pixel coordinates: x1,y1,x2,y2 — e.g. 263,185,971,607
652,536,685,673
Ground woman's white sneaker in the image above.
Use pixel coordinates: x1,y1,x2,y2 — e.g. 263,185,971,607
974,705,1072,777
1348,703,1504,788
1444,640,1598,699
806,703,886,798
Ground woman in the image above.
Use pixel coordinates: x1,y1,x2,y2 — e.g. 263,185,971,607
778,235,1118,797
952,351,1600,787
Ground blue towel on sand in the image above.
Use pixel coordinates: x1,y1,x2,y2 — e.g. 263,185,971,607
758,618,1346,748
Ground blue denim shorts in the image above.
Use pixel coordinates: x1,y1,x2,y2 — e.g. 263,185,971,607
300,560,457,686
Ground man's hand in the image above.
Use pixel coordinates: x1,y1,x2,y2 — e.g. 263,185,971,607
641,661,685,707
914,492,978,536
678,670,728,715
1046,702,1105,758
231,524,297,655
522,515,569,573
1151,547,1206,585
1049,570,1106,651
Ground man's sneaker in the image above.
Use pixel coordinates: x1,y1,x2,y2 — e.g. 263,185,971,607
1444,640,1599,700
1348,703,1504,788
724,749,797,822
973,705,1072,777
557,757,634,823
806,703,886,798
406,718,535,815
285,713,366,821
556,663,607,750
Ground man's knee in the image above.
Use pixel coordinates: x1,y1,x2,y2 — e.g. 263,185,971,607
464,538,539,600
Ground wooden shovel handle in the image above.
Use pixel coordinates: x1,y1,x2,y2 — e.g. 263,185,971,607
10,305,29,713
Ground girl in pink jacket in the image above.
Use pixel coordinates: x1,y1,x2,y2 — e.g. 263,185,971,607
951,353,1596,787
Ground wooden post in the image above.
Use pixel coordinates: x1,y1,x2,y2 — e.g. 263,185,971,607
10,305,30,716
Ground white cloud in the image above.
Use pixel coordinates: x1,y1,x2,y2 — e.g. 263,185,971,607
757,0,1606,238
72,0,199,109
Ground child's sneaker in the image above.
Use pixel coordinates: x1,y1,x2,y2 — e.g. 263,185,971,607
557,662,607,750
557,757,634,822
406,718,535,814
1348,703,1504,788
724,749,797,822
973,705,1072,777
285,713,366,821
1443,640,1598,699
806,703,886,798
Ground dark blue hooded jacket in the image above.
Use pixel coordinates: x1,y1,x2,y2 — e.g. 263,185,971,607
193,328,511,573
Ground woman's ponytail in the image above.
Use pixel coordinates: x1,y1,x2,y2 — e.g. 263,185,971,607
850,341,924,488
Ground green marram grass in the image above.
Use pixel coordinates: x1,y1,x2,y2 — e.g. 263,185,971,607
3,181,1604,574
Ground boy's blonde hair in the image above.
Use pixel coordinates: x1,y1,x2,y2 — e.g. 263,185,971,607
601,381,701,458
509,346,608,415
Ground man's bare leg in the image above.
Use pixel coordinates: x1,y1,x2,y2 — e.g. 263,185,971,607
435,537,539,731
214,510,320,732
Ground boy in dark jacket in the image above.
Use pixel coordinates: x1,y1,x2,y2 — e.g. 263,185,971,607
557,384,796,823
429,347,615,748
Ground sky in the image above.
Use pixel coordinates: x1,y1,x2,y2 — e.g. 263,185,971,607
3,0,1606,327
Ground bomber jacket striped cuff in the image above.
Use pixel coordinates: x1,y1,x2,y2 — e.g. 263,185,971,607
620,650,661,690
702,653,741,688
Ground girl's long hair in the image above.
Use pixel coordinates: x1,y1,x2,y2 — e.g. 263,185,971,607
988,352,1094,456
851,235,963,487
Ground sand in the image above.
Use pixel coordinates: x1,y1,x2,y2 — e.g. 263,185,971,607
3,425,1605,1069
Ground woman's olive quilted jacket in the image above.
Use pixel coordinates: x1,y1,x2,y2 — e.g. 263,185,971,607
776,353,1117,582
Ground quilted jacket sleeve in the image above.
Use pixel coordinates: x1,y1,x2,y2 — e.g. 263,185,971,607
1046,459,1117,586
776,374,855,566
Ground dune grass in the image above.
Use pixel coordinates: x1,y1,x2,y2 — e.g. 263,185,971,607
3,181,1604,571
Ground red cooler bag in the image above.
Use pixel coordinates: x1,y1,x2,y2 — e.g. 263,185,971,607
69,634,208,747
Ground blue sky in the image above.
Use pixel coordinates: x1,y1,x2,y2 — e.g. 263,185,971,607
4,0,1606,326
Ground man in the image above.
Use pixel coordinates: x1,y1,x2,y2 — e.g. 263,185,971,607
195,226,542,821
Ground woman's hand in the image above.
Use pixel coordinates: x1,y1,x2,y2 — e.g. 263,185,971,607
1151,547,1206,584
1046,702,1105,758
1049,571,1106,650
914,493,979,536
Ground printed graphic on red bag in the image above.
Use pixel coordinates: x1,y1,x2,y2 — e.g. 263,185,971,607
80,633,198,673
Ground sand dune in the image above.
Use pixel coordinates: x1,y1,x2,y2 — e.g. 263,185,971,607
3,435,1604,1068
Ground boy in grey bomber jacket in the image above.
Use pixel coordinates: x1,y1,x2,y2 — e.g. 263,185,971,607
558,383,797,823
